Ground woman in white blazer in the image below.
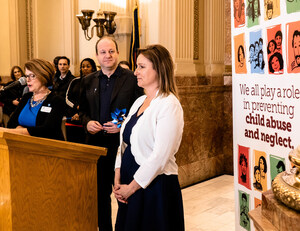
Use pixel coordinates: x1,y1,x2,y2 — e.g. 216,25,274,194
113,44,185,231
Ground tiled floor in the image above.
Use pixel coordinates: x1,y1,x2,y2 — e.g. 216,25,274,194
111,174,235,231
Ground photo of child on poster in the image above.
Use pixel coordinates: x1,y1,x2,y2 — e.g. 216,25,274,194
270,154,286,181
253,150,268,192
247,0,261,27
235,33,248,74
267,24,284,74
287,20,300,73
249,30,265,73
238,145,251,189
234,0,246,28
286,0,300,14
239,190,250,231
264,0,280,21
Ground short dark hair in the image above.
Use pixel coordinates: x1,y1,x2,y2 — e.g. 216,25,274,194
267,1,273,11
95,36,119,55
275,30,282,39
254,166,260,175
292,30,300,47
249,44,255,51
58,56,70,65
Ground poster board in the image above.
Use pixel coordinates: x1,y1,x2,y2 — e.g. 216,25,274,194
232,0,300,230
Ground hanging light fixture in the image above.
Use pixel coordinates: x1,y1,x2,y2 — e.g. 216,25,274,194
76,10,117,41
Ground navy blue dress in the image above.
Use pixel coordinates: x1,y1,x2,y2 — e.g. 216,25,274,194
115,111,185,231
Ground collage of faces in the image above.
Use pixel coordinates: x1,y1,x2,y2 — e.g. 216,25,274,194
234,0,300,75
237,145,286,231
233,1,300,230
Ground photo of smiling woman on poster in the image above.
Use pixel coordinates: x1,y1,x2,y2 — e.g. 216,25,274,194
253,150,268,192
269,52,284,74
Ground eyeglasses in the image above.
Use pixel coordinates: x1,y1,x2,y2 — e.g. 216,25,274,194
25,74,36,80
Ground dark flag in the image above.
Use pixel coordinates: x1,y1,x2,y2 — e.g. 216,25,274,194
129,5,140,71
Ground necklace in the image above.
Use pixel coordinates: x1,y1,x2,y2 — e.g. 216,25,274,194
30,91,50,108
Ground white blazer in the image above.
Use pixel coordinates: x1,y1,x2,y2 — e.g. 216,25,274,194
115,93,184,188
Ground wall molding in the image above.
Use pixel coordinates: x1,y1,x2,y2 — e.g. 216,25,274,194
26,0,34,60
193,0,199,60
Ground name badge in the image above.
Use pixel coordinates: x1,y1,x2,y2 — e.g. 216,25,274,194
41,106,52,113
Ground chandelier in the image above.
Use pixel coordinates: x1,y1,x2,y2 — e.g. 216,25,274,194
76,10,117,41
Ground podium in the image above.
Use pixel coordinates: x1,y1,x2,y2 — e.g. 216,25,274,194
249,190,300,231
0,131,107,230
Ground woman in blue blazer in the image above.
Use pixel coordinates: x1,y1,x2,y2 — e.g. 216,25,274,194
4,59,65,140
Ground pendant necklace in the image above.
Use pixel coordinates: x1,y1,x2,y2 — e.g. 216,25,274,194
30,91,50,108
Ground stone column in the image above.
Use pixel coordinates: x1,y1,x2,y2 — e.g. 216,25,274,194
160,0,204,76
203,0,225,85
174,0,199,76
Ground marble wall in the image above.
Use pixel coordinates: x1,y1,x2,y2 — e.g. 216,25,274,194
175,76,233,188
225,0,232,66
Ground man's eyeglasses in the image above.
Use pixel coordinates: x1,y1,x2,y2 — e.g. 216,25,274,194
25,74,36,80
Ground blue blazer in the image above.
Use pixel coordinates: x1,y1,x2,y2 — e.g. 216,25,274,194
8,92,66,140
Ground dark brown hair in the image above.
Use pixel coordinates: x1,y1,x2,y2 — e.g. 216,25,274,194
10,66,25,81
137,44,178,98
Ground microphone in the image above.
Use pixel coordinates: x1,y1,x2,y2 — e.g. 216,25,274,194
2,77,27,91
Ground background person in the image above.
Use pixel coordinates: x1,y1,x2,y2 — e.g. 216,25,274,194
1,66,26,127
53,56,75,98
79,36,143,231
3,59,65,140
65,58,97,143
119,61,131,70
52,56,61,83
113,44,185,231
